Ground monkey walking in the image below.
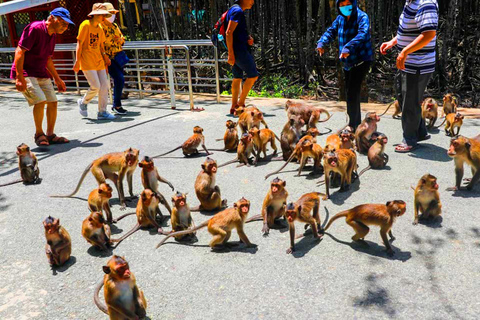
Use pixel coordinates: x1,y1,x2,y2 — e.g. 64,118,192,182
447,135,480,191
442,93,458,117
50,148,139,210
192,158,227,212
152,126,212,158
82,211,112,251
285,100,331,128
218,133,258,168
237,105,268,133
355,112,380,154
358,133,389,177
413,174,442,225
43,216,71,267
421,98,439,130
156,198,256,250
94,256,147,319
379,100,401,119
297,140,324,176
323,201,407,256
0,143,40,187
249,127,280,161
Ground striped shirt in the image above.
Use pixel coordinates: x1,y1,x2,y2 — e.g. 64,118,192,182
397,0,438,74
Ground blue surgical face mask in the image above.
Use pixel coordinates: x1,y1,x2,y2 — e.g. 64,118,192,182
339,5,353,17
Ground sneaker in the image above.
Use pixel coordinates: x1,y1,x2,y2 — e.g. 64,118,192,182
78,98,88,117
111,106,127,115
97,111,116,120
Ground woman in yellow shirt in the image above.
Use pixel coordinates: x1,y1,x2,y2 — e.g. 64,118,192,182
101,2,128,115
73,3,115,120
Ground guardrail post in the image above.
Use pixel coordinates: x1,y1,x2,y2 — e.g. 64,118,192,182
135,49,143,98
166,47,176,109
72,51,80,95
186,48,194,110
214,46,220,103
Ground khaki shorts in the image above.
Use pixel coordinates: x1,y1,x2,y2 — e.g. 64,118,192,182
22,77,57,106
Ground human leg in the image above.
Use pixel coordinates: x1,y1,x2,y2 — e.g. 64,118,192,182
96,69,115,120
234,50,259,107
345,62,370,130
231,62,243,114
108,62,127,114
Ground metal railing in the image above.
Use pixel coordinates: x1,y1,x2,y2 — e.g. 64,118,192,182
0,40,228,110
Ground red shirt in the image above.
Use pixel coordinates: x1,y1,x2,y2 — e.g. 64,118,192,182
11,21,56,79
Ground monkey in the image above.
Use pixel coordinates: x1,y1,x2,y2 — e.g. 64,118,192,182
50,148,139,210
338,128,356,150
152,126,212,158
358,133,389,176
323,200,406,256
138,156,174,215
447,135,480,191
234,104,262,116
212,120,239,152
324,113,352,152
442,93,458,117
249,127,279,160
264,128,321,179
82,211,112,251
284,192,327,254
285,100,331,128
245,177,288,236
43,216,71,267
191,157,227,212
280,115,305,161
421,97,439,130
94,255,147,319
88,183,114,223
355,112,380,154
322,148,357,198
218,133,258,168
413,174,442,225
379,100,401,119
297,140,324,176
0,143,40,187
156,197,255,250
238,108,268,134
169,191,196,241
444,112,464,136
111,189,165,247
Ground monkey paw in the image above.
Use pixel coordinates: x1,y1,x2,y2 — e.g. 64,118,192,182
412,220,418,226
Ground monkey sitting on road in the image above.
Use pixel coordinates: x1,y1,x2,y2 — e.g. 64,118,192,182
169,192,196,242
212,120,239,152
280,115,305,161
43,216,71,267
355,112,380,154
192,157,227,212
0,143,40,187
358,133,389,176
447,135,480,191
82,211,112,251
322,148,358,198
413,174,442,225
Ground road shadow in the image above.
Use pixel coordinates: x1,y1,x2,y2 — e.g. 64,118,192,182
449,188,480,198
408,143,451,162
87,246,114,258
291,236,323,258
328,178,361,206
415,215,443,228
0,192,10,212
52,256,77,275
352,273,397,317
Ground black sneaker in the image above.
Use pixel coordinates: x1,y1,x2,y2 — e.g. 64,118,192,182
112,106,127,115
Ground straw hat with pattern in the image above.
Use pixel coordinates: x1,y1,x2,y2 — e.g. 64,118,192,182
88,3,112,17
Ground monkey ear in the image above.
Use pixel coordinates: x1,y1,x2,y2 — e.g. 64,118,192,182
297,205,302,213
26,146,30,152
386,201,392,207
282,181,286,187
233,202,238,208
201,164,206,170
421,179,426,184
103,266,111,274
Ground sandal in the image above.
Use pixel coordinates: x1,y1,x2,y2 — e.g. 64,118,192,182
47,134,69,144
229,105,239,115
394,143,417,153
34,133,49,147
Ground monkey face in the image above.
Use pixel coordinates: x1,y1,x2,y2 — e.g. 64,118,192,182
448,137,469,157
366,112,380,123
285,203,298,222
124,148,139,166
226,120,236,129
271,178,286,193
340,130,354,143
324,152,338,167
420,174,439,190
443,94,452,103
104,256,131,279
138,157,154,170
141,189,160,206
386,200,407,217
43,216,60,234
234,197,250,214
202,158,218,173
193,126,204,134
374,134,388,145
172,192,187,207
16,143,30,156
254,111,264,120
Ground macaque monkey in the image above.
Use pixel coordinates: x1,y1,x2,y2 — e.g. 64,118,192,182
249,127,279,160
413,174,442,225
88,183,114,223
379,100,401,119
43,216,71,267
138,156,174,214
447,135,480,191
442,93,458,117
218,133,258,168
280,115,305,161
246,177,288,236
334,128,356,150
323,148,358,198
355,112,380,154
285,100,331,128
94,255,147,319
421,97,438,130
82,211,112,250
285,192,327,254
153,126,212,158
192,158,227,211
297,140,324,176
323,200,406,256
213,120,238,152
50,148,139,210
0,143,40,187
444,112,464,136
237,107,268,134
156,198,255,250
170,192,195,241
324,113,352,152
234,104,262,117
359,133,389,176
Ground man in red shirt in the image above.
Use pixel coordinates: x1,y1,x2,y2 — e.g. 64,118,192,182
11,8,74,146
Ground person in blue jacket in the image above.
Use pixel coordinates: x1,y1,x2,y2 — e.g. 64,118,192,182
316,0,373,130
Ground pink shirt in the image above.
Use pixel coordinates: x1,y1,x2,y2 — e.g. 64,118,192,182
11,21,56,79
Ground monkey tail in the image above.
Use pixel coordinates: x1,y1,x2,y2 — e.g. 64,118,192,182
317,110,332,123
151,146,182,158
218,157,238,168
155,220,209,249
323,211,349,231
0,179,23,187
315,192,328,201
274,134,281,142
50,163,93,198
358,166,371,177
215,138,224,142
379,101,395,117
111,223,140,247
318,127,333,136
245,213,263,223
93,278,108,315
434,117,447,129
264,150,297,180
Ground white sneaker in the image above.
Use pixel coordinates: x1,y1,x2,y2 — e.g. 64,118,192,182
97,111,116,120
78,98,88,117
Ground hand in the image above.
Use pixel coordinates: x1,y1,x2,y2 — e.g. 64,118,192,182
317,47,325,56
396,50,407,70
227,54,235,66
55,78,66,92
380,40,395,55
247,36,254,46
73,61,80,73
104,56,111,67
339,52,350,59
15,76,26,92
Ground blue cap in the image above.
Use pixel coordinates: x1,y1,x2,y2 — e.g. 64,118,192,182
50,7,75,25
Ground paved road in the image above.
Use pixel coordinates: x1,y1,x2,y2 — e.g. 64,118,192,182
0,91,479,320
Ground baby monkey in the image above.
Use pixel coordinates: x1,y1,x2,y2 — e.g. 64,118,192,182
413,174,442,225
82,211,112,251
43,216,71,267
0,143,40,187
170,192,196,241
153,126,212,157
88,183,114,223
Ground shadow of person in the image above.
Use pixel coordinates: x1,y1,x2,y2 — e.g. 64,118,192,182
86,117,136,124
52,256,77,275
87,246,114,258
408,143,451,162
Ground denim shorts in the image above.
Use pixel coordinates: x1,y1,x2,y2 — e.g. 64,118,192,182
232,50,259,79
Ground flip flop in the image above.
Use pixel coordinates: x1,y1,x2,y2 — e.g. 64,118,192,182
47,134,70,144
394,143,417,153
34,133,49,147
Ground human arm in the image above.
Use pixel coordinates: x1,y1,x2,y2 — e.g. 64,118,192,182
380,36,397,55
73,40,82,73
100,42,111,67
316,17,340,55
396,31,436,70
46,57,66,92
226,20,238,65
13,47,27,91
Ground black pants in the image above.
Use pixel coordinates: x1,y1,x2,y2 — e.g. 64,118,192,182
344,62,371,129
